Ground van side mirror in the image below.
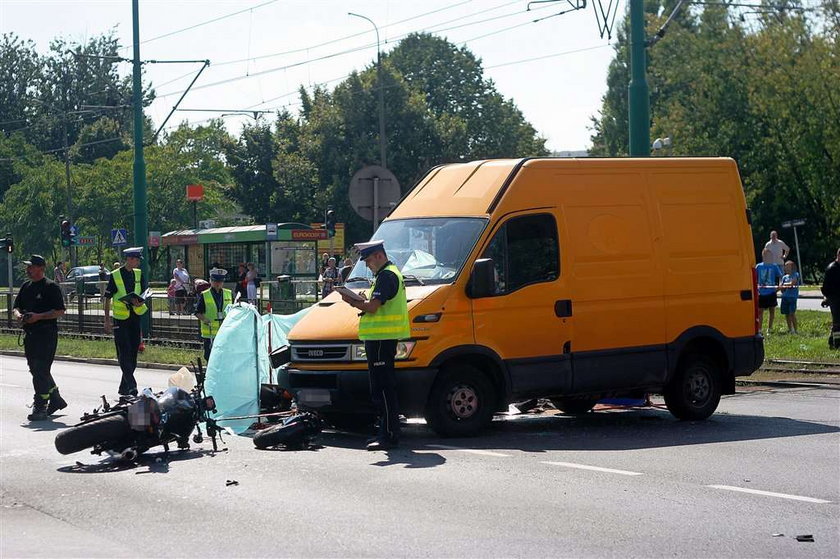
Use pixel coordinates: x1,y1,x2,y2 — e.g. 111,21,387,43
469,258,495,298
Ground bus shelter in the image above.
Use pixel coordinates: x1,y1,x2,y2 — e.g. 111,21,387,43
160,223,328,300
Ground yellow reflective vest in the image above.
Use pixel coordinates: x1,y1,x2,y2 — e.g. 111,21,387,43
358,264,410,341
111,267,148,320
200,288,232,338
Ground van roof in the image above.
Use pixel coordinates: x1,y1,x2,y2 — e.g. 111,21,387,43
388,157,736,219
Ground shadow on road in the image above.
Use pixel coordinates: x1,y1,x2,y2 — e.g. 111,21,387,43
56,447,223,475
19,417,70,432
412,407,839,454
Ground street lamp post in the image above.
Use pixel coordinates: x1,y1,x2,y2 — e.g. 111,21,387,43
348,12,386,169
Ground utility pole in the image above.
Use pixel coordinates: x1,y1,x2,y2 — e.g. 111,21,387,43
132,0,149,336
62,108,76,267
131,0,148,279
628,0,650,157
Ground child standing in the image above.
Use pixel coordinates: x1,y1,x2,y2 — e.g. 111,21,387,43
780,260,800,334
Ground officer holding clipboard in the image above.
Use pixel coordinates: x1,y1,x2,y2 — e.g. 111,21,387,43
103,247,148,396
338,241,410,451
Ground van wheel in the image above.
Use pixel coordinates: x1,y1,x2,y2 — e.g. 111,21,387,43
664,354,722,421
550,398,598,415
425,364,496,437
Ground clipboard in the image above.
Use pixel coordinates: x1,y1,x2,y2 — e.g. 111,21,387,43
334,285,366,302
119,287,153,305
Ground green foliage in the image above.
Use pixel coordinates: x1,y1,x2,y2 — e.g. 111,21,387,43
590,3,840,280
762,310,838,362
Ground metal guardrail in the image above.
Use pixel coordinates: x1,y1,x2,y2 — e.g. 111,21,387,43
3,280,315,345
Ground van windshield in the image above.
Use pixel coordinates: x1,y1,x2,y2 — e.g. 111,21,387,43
345,218,487,286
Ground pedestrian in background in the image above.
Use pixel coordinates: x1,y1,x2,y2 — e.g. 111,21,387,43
172,258,190,314
756,248,783,335
103,247,148,396
246,262,259,303
320,257,339,298
820,248,840,349
236,263,248,301
764,230,790,267
53,260,66,302
780,260,800,334
13,255,67,421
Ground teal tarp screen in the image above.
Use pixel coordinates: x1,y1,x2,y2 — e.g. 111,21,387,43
204,303,312,434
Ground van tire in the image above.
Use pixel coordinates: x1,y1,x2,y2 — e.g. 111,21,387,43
664,354,722,421
551,398,598,415
425,364,496,437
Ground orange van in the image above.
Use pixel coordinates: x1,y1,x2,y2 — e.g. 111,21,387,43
281,158,764,436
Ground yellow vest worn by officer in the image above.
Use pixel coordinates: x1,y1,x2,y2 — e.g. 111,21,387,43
111,267,148,320
358,264,410,341
200,288,232,338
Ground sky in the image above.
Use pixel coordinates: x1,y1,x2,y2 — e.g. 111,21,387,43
0,0,622,152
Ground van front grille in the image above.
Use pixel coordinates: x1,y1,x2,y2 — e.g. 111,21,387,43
291,344,350,361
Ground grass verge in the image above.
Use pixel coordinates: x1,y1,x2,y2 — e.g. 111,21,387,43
0,333,199,366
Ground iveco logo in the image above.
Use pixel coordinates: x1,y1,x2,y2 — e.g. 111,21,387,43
307,349,324,357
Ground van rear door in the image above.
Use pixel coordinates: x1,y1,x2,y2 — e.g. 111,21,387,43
471,211,573,398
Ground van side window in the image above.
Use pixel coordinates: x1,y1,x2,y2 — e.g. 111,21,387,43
483,214,559,294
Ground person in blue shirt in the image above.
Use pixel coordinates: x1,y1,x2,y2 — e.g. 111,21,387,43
780,261,800,334
756,248,783,335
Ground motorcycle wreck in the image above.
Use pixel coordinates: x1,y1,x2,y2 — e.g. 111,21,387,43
55,359,223,461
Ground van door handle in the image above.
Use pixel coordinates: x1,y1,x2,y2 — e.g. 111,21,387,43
554,299,572,318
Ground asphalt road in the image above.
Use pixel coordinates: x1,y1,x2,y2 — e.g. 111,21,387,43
1,356,838,558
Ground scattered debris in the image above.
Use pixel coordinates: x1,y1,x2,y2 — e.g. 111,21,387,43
225,479,239,487
795,535,814,542
771,533,784,537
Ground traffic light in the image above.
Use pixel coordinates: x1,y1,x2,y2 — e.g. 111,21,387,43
0,235,12,253
325,209,336,238
60,219,76,247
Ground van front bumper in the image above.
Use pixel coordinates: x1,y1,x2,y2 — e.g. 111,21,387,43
278,366,438,417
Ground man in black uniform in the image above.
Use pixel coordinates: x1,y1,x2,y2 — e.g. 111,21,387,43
821,248,840,349
104,247,148,396
13,255,67,421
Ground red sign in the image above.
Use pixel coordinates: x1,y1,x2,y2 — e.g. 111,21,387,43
291,229,329,241
186,184,204,201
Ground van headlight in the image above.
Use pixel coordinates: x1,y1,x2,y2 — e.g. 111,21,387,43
351,341,416,361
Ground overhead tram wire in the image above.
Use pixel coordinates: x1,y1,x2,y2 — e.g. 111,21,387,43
208,0,482,69
485,43,613,69
117,0,281,51
158,1,565,99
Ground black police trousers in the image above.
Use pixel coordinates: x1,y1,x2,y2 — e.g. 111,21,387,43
113,317,141,395
23,324,58,397
364,339,400,442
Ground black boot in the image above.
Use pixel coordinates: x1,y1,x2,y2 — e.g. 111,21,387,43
27,396,48,421
47,389,68,415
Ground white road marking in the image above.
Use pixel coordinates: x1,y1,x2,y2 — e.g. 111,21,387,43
0,382,24,388
426,444,510,457
707,485,831,504
542,461,643,476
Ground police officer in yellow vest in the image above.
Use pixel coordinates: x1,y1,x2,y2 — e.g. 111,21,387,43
195,268,232,361
103,247,148,396
338,241,410,451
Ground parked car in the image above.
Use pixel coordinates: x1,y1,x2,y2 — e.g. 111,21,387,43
66,265,109,298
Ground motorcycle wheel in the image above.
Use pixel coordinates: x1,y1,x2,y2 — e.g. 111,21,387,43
55,415,132,455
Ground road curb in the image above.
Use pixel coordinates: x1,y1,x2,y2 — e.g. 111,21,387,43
0,350,183,371
737,379,840,390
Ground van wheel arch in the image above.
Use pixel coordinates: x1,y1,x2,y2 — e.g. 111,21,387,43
669,331,735,395
430,346,510,411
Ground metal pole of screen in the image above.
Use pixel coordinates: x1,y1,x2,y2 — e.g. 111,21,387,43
373,177,380,233
6,251,11,296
